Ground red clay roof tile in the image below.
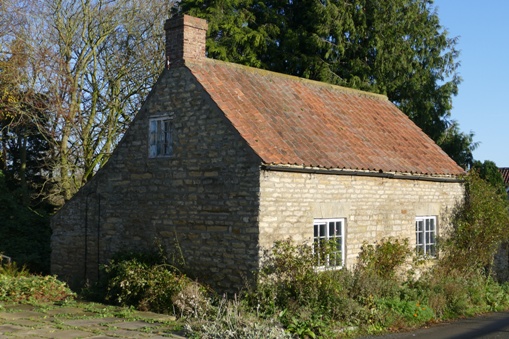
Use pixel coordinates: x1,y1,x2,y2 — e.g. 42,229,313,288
186,59,464,176
499,168,509,186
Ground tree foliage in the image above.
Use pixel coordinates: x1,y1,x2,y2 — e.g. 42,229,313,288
43,0,172,202
438,121,478,170
0,171,51,273
0,0,174,205
471,160,506,196
441,171,509,272
0,29,53,207
179,0,476,168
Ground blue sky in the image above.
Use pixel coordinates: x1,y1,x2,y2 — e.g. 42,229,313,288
433,0,509,167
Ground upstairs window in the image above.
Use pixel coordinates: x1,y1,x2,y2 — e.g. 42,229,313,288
313,218,345,268
415,216,437,257
149,117,173,157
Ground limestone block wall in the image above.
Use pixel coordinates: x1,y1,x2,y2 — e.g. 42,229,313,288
258,170,464,267
51,66,262,291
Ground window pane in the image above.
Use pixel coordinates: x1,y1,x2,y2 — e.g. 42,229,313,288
320,223,326,237
329,222,335,237
416,220,424,232
156,121,162,154
335,221,341,237
335,237,341,251
149,120,157,157
417,232,423,246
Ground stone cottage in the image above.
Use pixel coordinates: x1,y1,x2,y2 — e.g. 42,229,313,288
51,15,465,291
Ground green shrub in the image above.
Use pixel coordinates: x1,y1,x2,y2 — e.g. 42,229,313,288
356,238,411,280
0,261,30,277
0,260,75,304
250,240,355,320
441,171,509,272
253,240,318,314
99,250,209,316
414,266,509,321
351,238,412,304
0,273,75,303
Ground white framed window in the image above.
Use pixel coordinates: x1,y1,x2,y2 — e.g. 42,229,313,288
313,218,345,268
415,216,437,256
149,117,173,157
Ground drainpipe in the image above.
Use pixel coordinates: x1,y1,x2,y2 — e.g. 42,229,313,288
85,190,102,283
97,193,101,282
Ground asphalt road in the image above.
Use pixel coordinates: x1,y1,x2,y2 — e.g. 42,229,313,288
360,312,509,339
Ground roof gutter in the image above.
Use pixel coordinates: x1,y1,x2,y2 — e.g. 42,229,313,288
261,165,464,183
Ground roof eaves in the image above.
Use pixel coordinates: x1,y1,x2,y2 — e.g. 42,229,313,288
261,163,465,182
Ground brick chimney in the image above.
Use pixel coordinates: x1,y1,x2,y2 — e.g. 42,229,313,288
164,15,208,68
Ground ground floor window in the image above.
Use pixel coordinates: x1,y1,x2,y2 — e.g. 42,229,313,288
313,218,345,268
415,216,437,256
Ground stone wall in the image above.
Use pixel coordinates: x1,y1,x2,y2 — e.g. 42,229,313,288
51,66,262,291
258,170,464,267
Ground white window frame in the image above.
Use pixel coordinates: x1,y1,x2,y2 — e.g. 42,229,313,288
415,216,437,257
313,218,345,268
149,117,173,158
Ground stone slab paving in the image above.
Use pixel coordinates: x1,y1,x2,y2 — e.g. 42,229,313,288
0,302,186,338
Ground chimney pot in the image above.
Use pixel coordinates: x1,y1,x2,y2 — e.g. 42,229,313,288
164,15,208,67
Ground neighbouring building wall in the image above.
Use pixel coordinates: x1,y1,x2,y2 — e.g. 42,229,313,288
258,170,464,266
51,66,262,291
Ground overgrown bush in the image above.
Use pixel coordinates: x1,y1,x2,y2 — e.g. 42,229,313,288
352,238,412,301
245,238,416,336
440,171,509,273
98,249,209,316
0,262,75,303
249,240,355,321
411,267,509,320
355,238,411,280
244,234,509,337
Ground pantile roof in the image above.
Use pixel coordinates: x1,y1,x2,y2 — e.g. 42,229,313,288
499,168,509,186
185,59,464,176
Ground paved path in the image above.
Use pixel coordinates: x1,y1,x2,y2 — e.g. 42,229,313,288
3,302,509,338
360,311,509,339
0,303,186,338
